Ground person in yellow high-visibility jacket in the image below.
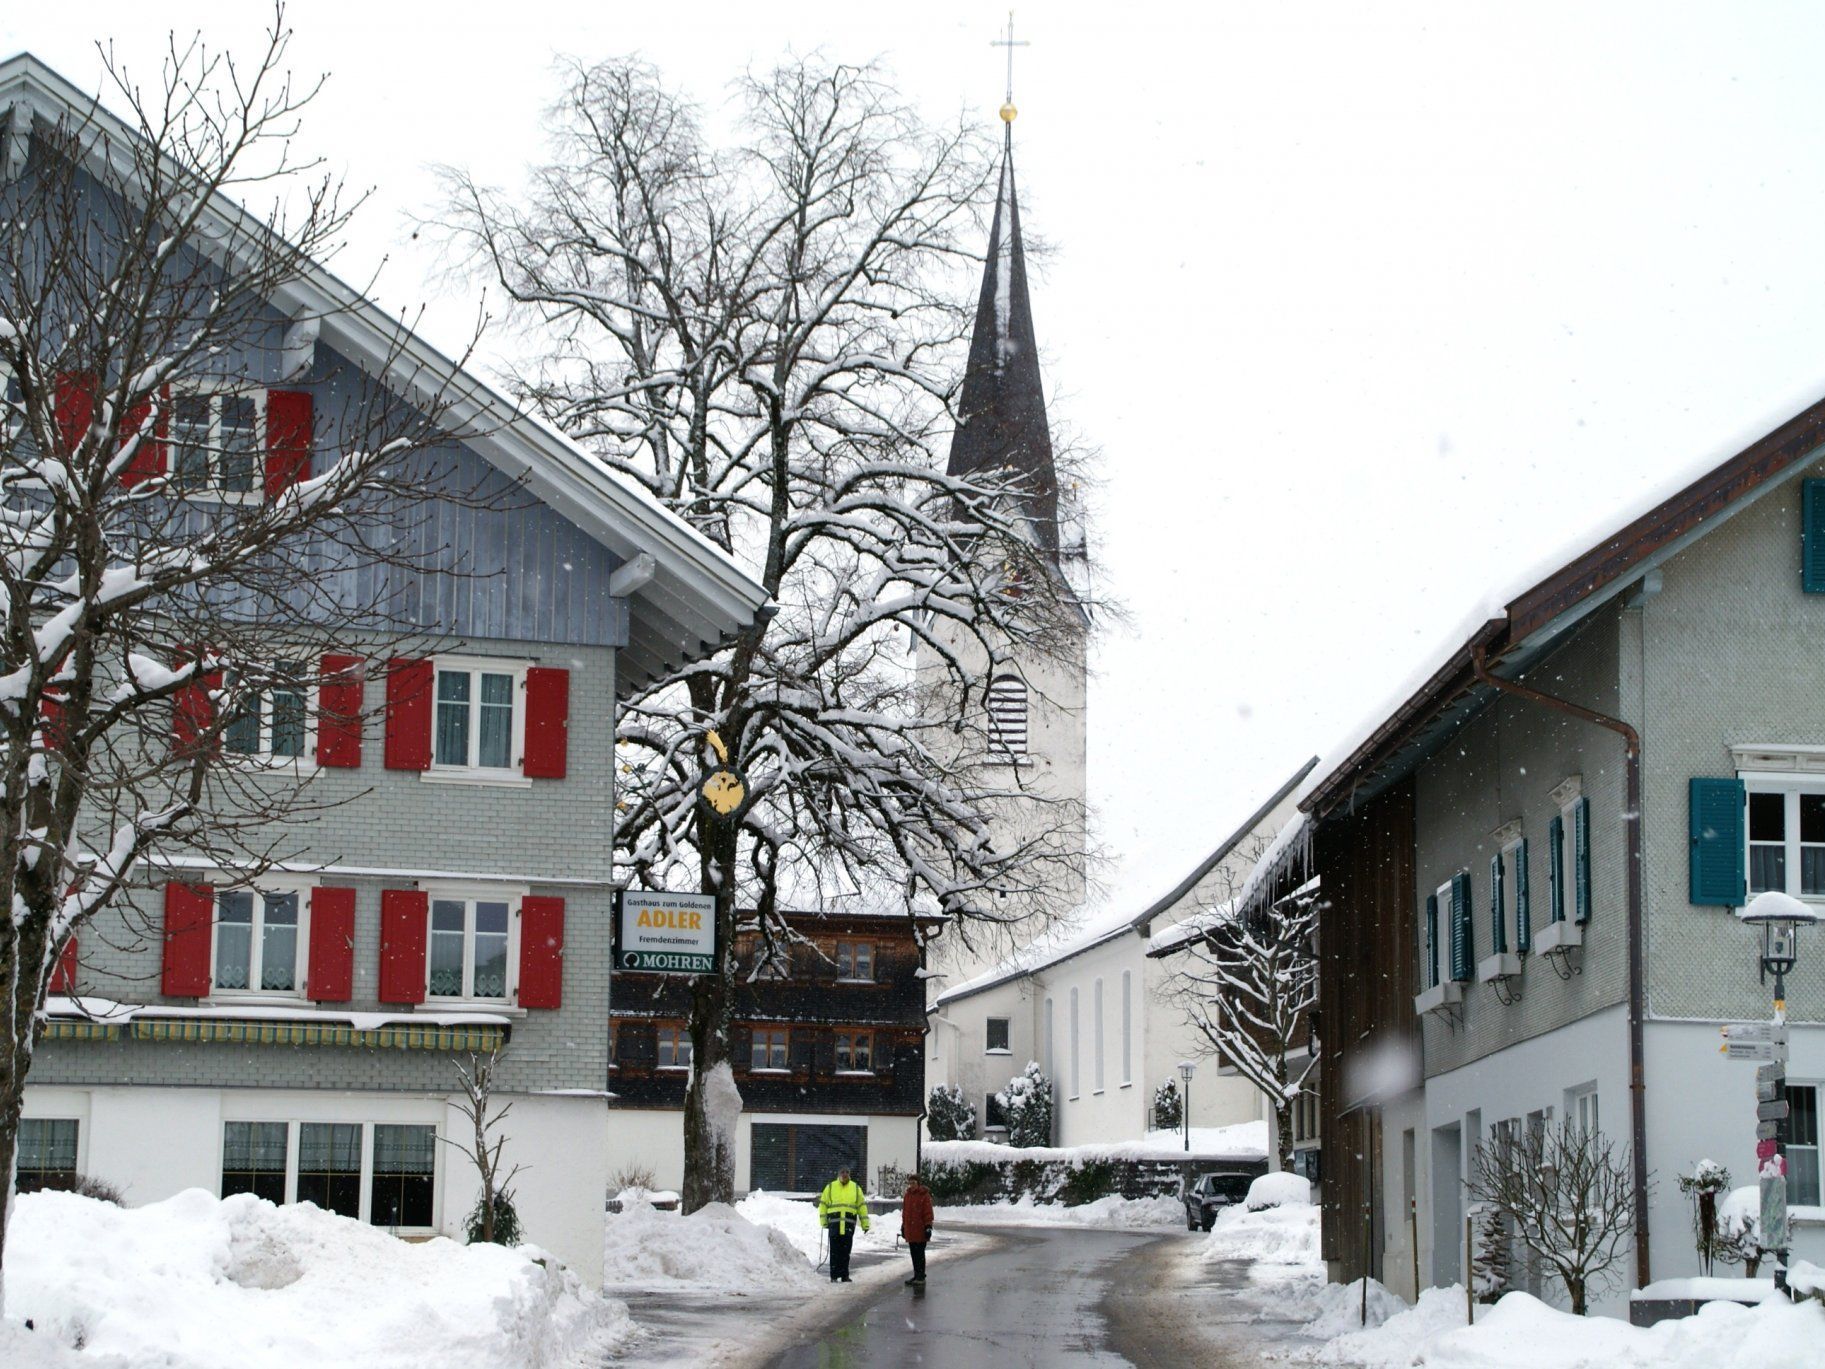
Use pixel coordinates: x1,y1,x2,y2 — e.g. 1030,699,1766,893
817,1165,871,1282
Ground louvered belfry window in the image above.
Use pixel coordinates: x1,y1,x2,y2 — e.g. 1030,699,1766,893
986,674,1028,760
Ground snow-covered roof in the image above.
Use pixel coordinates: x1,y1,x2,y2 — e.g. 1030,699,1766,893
933,756,1317,1006
1298,385,1825,818
0,53,771,694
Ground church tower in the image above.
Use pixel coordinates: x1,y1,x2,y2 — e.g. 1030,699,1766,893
921,102,1089,992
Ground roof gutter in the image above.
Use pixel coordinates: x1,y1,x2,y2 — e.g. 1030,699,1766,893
1470,644,1650,1290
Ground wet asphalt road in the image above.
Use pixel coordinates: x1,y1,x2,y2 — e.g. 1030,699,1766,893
764,1225,1157,1369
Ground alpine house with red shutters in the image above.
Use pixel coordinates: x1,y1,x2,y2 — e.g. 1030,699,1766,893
5,54,768,1282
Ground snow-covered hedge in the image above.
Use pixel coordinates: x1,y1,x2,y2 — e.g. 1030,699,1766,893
1,1188,625,1369
922,1127,1269,1206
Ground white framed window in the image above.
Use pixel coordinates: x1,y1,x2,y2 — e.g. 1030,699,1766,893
425,893,515,1002
171,385,264,500
1787,1083,1820,1207
1744,780,1825,901
431,658,526,776
1069,986,1080,1100
1043,996,1055,1084
751,1028,789,1071
212,886,309,997
223,660,313,766
1121,970,1133,1086
1,362,21,448
1093,977,1105,1093
16,1117,79,1193
986,674,1028,761
1497,831,1524,952
834,941,874,981
985,1017,1011,1054
219,1117,439,1230
1566,1083,1599,1137
657,1024,693,1070
835,1030,874,1072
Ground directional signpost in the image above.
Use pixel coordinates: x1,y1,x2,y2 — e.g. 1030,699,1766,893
1722,1017,1793,1293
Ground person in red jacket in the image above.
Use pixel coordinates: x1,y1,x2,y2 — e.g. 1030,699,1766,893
900,1171,935,1285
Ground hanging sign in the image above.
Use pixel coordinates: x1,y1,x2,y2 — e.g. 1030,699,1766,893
614,891,719,974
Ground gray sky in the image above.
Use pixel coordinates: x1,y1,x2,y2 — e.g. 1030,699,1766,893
11,2,1825,907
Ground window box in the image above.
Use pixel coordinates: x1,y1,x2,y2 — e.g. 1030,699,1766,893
1533,919,1582,956
1413,981,1462,1016
1477,952,1521,983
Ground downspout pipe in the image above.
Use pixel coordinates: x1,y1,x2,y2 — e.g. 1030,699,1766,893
1470,645,1650,1290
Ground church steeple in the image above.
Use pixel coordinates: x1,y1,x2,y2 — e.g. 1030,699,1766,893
948,126,1060,561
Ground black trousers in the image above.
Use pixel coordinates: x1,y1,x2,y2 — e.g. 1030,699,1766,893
828,1227,854,1280
908,1240,927,1279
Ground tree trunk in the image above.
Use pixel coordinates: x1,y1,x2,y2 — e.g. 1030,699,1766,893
681,824,741,1212
1567,1275,1585,1316
1274,1104,1297,1175
1,910,48,1295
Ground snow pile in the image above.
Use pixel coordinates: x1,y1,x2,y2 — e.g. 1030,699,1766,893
1246,1172,1314,1210
735,1191,896,1263
1204,1197,1321,1266
1790,1259,1824,1299
3,1188,624,1369
935,1194,1184,1229
1303,1277,1408,1339
601,1194,818,1292
1309,1285,1825,1369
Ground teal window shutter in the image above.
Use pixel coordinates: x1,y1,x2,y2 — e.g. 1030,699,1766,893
1804,479,1825,594
1689,777,1748,906
1514,839,1531,953
1424,894,1438,988
1449,872,1473,982
1548,815,1566,923
1573,797,1592,924
1489,853,1507,954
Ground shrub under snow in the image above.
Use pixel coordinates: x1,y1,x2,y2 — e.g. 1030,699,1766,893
2,1188,624,1369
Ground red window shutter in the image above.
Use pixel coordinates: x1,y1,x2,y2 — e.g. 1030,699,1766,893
521,667,570,779
161,882,214,997
120,386,169,489
172,651,220,757
308,886,357,1003
53,372,96,457
49,935,78,994
384,658,433,771
517,896,565,1009
40,689,67,753
378,888,428,1004
316,654,364,768
264,389,313,499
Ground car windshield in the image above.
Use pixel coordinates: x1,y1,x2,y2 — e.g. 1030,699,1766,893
1204,1174,1253,1199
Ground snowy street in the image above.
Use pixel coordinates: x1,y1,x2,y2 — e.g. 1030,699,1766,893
756,1225,1314,1369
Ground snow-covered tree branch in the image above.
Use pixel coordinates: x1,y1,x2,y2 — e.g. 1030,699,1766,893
0,6,490,1286
442,55,1093,1208
1164,881,1320,1172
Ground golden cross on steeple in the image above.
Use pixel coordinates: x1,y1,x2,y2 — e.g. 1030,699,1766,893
990,11,1028,123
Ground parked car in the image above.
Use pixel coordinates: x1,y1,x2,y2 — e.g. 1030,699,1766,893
1182,1170,1255,1231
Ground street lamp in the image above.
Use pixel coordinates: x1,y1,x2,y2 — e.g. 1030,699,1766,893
1740,891,1818,1013
1179,1060,1197,1153
1738,890,1819,1298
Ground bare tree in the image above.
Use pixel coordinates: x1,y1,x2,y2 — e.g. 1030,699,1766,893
0,9,485,1285
1166,886,1320,1171
1468,1120,1640,1315
443,1046,524,1245
442,57,1089,1207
